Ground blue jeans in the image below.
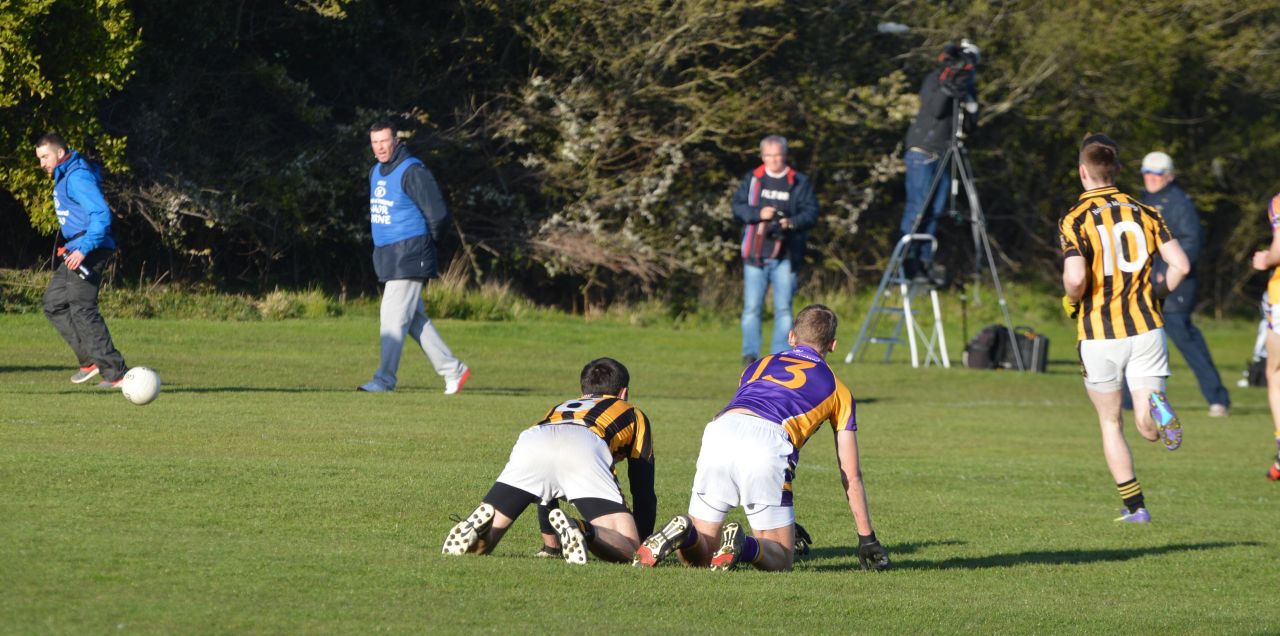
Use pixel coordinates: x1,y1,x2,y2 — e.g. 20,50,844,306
900,149,950,271
742,258,796,357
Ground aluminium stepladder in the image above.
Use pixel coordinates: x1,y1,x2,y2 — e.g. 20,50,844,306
845,234,950,368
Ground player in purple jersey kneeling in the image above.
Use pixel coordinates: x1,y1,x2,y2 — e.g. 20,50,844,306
633,304,888,572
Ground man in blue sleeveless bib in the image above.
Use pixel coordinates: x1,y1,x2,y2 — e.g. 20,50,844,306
359,121,469,394
35,133,129,388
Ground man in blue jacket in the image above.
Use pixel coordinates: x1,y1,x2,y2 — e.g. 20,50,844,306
35,133,128,387
359,122,469,394
1129,151,1230,417
730,135,820,365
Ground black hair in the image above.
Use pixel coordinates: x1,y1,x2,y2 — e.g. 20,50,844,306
580,358,630,396
35,132,68,151
368,120,397,135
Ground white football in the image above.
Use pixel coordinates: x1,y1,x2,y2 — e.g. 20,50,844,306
120,367,161,405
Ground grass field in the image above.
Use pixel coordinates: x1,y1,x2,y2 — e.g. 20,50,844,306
2,309,1278,633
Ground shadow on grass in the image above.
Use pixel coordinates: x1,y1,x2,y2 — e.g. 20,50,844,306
163,385,538,396
806,541,1259,572
457,387,535,396
0,365,68,374
805,538,963,562
166,386,338,394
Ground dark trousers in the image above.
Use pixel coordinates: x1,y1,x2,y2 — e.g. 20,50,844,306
43,250,127,381
1164,312,1230,407
1122,312,1229,409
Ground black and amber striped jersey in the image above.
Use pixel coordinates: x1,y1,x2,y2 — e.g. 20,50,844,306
536,394,653,466
1059,186,1173,341
534,393,657,536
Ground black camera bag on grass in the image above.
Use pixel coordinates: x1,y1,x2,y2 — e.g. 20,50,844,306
964,324,1049,372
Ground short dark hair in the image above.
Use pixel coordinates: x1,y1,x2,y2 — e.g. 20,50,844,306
793,304,838,350
580,358,630,395
369,120,397,135
35,132,68,151
1079,132,1120,184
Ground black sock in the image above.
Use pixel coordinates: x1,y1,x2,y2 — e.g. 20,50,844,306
537,504,556,535
1117,478,1144,512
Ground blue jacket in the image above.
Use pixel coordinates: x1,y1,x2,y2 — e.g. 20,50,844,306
1143,181,1200,312
369,144,451,282
53,151,116,253
369,156,428,247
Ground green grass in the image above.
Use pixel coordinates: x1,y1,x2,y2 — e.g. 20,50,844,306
2,309,1278,633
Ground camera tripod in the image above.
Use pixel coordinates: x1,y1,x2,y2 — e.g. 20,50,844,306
847,99,1025,371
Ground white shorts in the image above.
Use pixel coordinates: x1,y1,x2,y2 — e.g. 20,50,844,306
494,425,622,505
1265,293,1280,335
688,412,796,531
1079,328,1169,393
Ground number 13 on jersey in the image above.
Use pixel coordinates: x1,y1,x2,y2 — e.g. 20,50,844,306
746,355,816,389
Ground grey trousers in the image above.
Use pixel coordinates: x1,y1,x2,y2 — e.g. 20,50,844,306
372,279,463,389
43,253,127,381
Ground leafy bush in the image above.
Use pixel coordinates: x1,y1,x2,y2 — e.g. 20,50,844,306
0,268,50,314
424,260,537,322
101,286,261,321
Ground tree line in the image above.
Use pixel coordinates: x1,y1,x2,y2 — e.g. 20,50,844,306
2,0,1277,314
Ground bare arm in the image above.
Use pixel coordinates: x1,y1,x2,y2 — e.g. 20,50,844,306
1157,238,1190,292
1062,255,1087,301
1252,228,1280,271
835,429,874,536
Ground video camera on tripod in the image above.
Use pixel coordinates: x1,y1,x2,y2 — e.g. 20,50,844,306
847,36,1027,371
939,39,980,142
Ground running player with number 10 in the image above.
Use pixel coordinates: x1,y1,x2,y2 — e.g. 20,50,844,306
1059,133,1191,523
633,304,888,572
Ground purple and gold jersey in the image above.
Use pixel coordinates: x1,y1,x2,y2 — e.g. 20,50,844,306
1267,193,1280,304
721,345,856,453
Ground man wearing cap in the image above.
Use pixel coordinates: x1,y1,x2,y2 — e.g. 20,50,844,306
1134,151,1230,417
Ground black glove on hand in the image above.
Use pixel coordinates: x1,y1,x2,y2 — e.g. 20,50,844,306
857,532,890,571
793,523,813,556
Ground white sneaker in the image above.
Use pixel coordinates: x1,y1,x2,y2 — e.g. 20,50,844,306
70,364,100,384
444,365,471,395
548,508,588,565
632,514,691,568
1208,404,1229,418
441,503,495,555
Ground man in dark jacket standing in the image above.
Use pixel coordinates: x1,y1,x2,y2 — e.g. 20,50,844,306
35,133,128,388
359,122,469,394
897,41,979,279
730,135,820,365
1136,151,1230,417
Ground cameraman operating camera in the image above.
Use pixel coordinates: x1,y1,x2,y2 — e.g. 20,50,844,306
896,39,980,281
731,135,820,366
